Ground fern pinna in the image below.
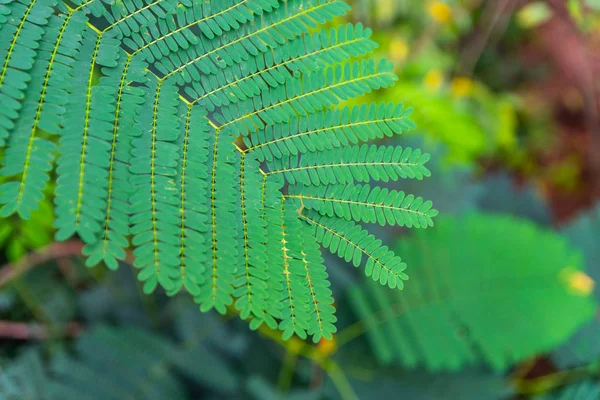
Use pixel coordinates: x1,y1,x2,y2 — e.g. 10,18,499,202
0,0,438,341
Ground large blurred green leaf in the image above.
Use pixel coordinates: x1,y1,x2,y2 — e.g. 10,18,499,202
553,204,600,368
348,213,596,371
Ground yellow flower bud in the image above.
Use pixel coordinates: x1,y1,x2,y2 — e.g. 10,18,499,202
424,69,444,91
317,336,337,356
560,267,595,296
428,1,453,24
451,76,475,97
389,37,409,62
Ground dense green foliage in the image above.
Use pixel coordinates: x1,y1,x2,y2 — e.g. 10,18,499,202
1,322,240,399
0,0,438,341
2,1,600,399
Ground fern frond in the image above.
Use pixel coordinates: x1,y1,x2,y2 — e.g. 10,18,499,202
301,211,408,289
278,200,314,340
215,58,398,135
0,0,57,146
261,175,287,324
195,128,241,314
1,0,167,221
155,0,350,83
234,154,278,330
54,29,122,244
129,78,181,294
0,13,63,219
122,0,278,63
81,53,147,269
35,9,88,134
263,197,313,340
299,223,337,343
0,0,440,341
168,103,212,296
187,23,377,111
4,0,88,138
246,102,415,162
97,0,180,39
267,144,431,186
288,183,438,228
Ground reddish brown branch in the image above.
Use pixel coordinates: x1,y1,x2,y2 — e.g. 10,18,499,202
0,240,84,288
0,320,83,340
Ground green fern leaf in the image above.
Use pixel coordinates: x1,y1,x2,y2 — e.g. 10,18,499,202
299,223,337,342
187,22,377,111
130,78,182,294
155,0,350,84
246,102,415,162
122,0,279,63
0,0,57,146
301,210,408,289
0,11,61,219
288,183,438,228
267,144,431,186
195,128,241,314
55,29,122,244
278,200,313,340
235,153,278,330
261,174,287,325
215,58,398,135
99,0,181,39
0,0,439,342
167,103,212,296
81,52,147,270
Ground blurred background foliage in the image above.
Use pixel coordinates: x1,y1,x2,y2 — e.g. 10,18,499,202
1,1,600,399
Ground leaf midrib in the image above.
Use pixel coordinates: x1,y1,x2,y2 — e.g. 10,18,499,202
248,115,409,152
286,194,432,218
268,160,423,175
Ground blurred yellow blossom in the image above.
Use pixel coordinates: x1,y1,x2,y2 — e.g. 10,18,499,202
451,76,475,97
424,69,444,91
427,1,452,24
560,267,595,296
316,336,337,357
517,2,553,29
389,37,409,62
